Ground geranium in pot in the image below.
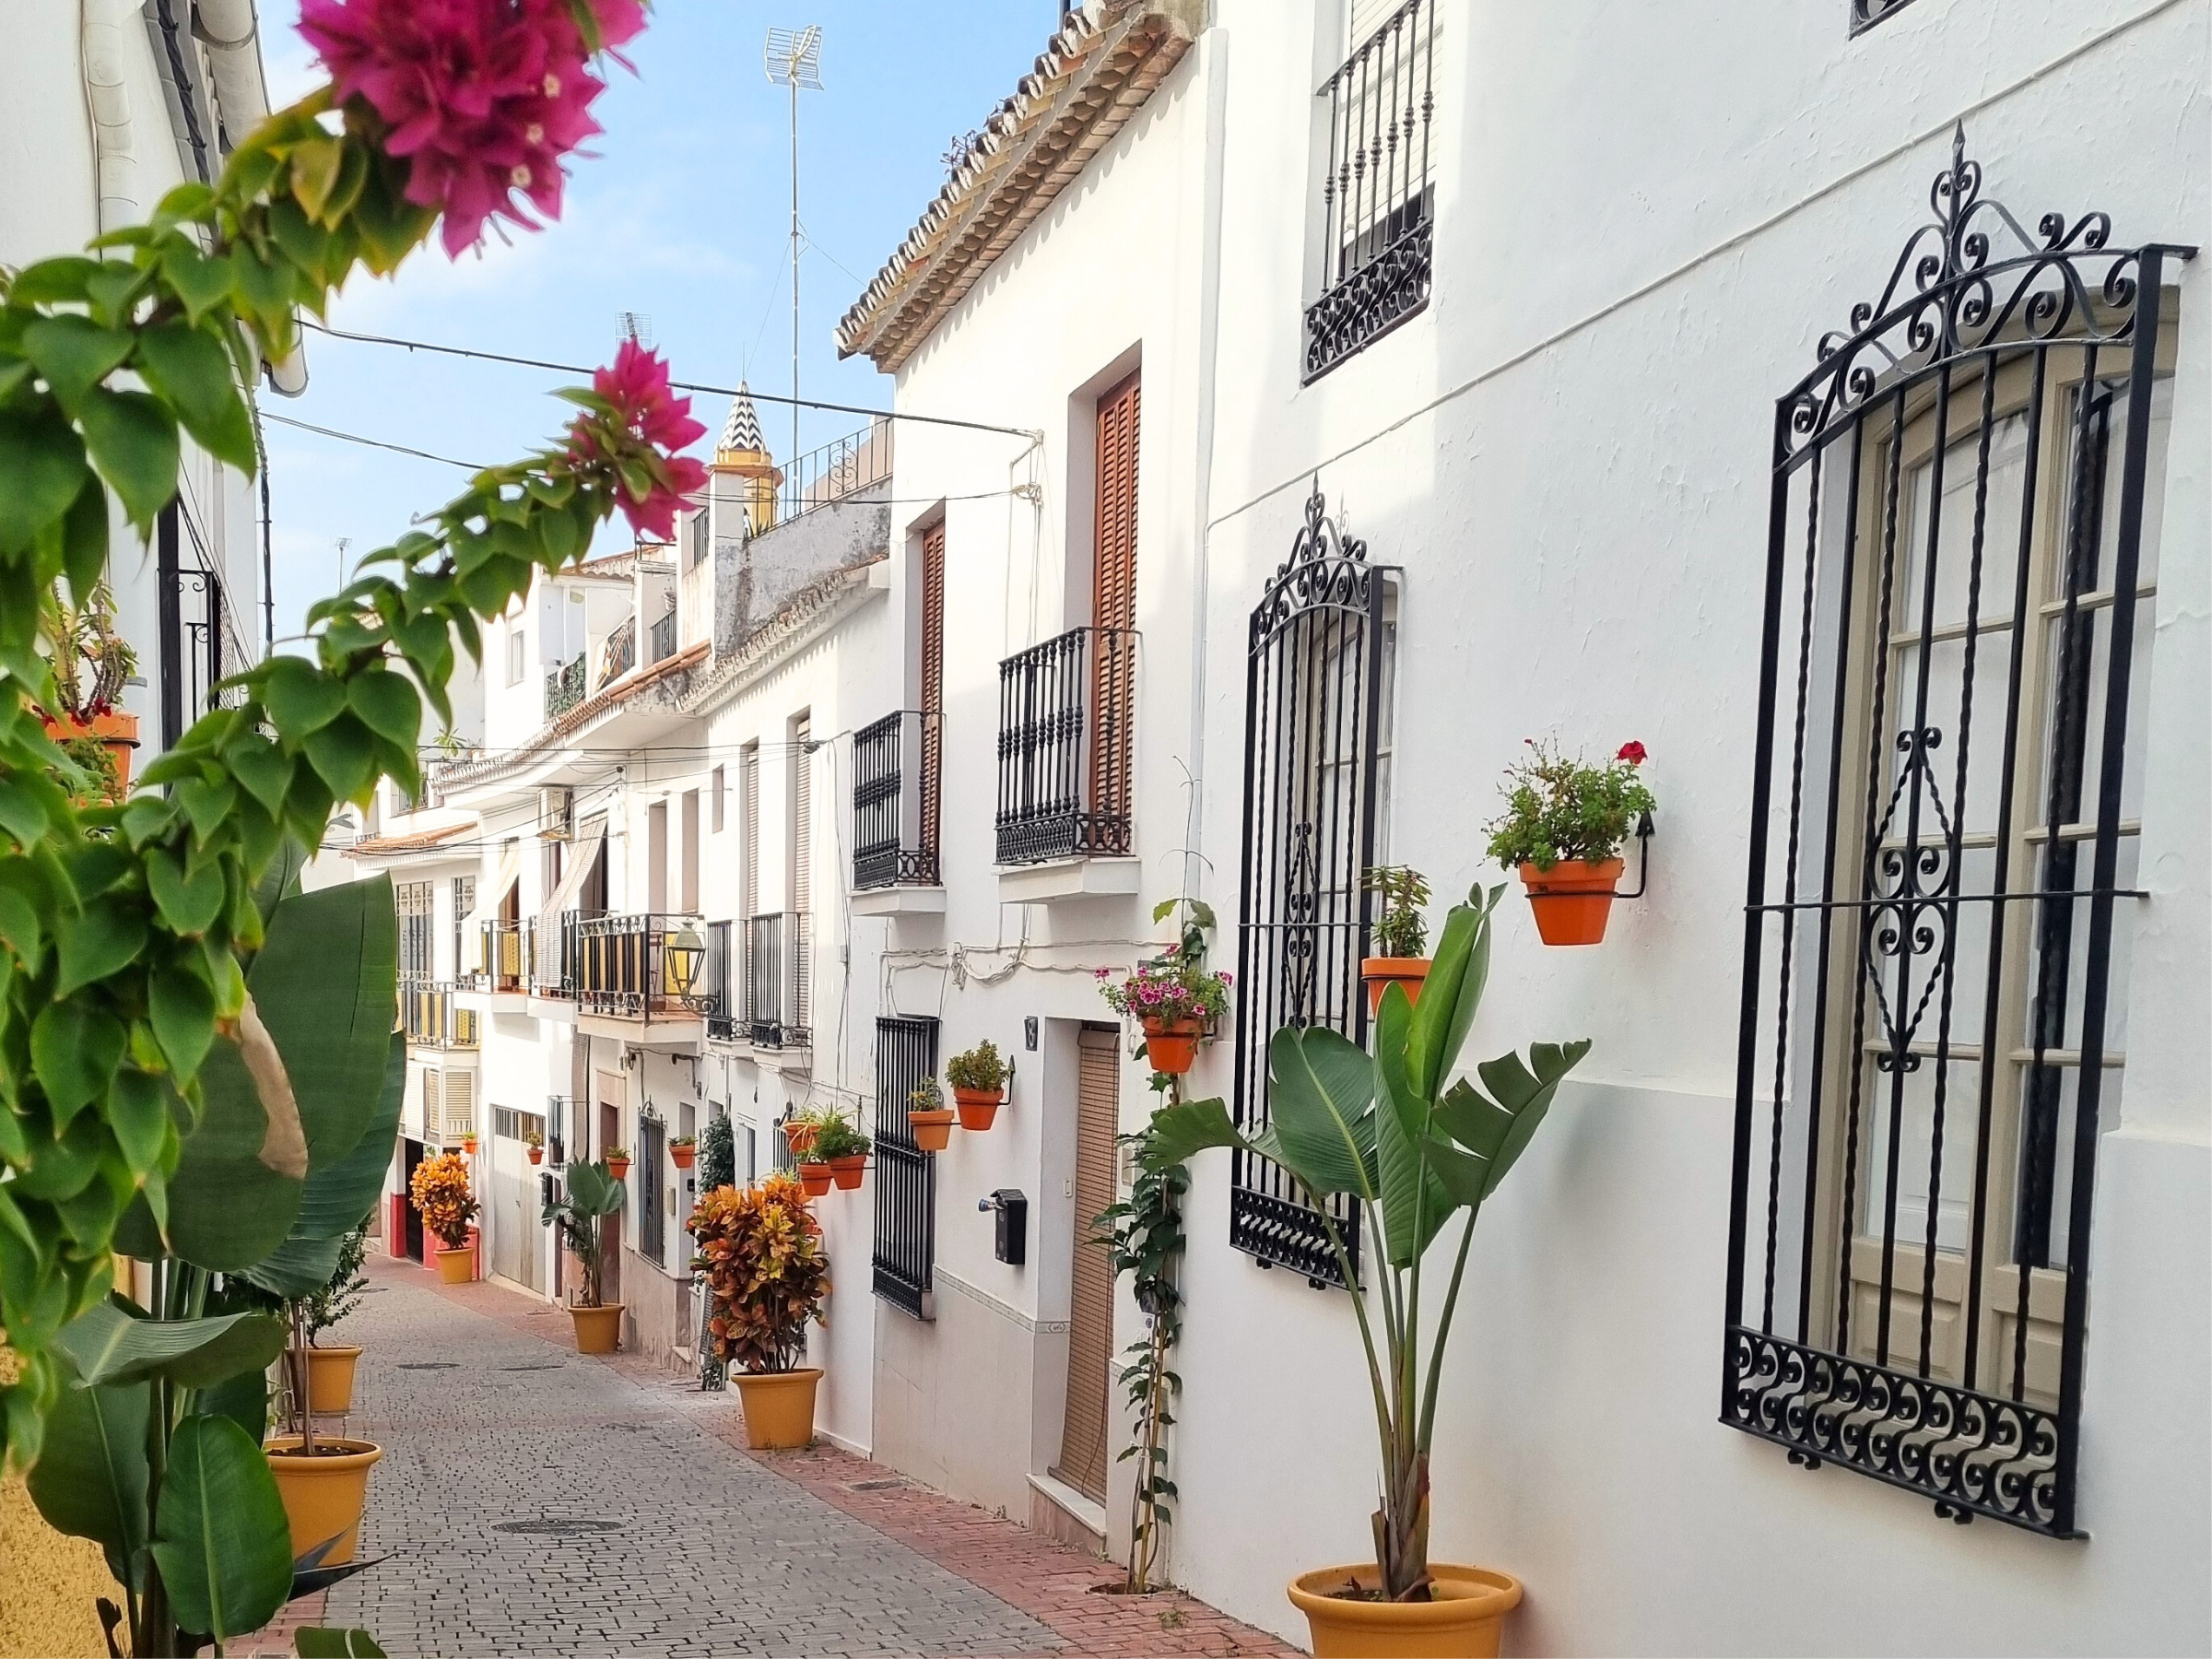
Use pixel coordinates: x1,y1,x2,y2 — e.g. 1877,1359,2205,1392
1361,865,1432,1013
946,1040,1010,1130
1148,885,1589,1658
1484,738,1655,947
906,1075,955,1153
1099,958,1231,1077
811,1111,872,1190
688,1172,830,1448
543,1160,629,1354
409,1150,479,1284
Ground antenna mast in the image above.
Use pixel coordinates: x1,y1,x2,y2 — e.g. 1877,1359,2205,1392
765,24,822,470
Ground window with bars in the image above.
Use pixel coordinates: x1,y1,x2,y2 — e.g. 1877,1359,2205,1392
640,1115,665,1265
451,877,475,979
872,1016,939,1318
1306,0,1435,382
1230,485,1398,1286
1724,133,2183,1538
397,880,435,983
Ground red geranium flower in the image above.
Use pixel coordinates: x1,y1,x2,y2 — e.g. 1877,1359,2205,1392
1617,740,1648,765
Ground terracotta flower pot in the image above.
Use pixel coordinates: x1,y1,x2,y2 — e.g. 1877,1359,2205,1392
528,1146,544,1165
797,1161,833,1197
460,1136,477,1155
783,1120,818,1157
952,1087,1002,1132
671,1144,696,1170
733,1368,822,1449
908,1108,956,1153
569,1302,624,1355
606,1156,631,1181
433,1245,474,1284
1361,956,1430,1015
827,1153,866,1191
1517,857,1624,947
303,1346,362,1415
1140,1018,1201,1076
265,1437,382,1567
1286,1563,1523,1659
43,711,140,801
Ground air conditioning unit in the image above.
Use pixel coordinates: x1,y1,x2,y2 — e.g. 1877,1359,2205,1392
538,785,573,841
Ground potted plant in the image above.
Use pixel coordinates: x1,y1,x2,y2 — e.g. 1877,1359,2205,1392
1361,865,1432,1012
409,1150,479,1284
946,1040,1011,1129
1484,738,1655,947
795,1157,834,1197
699,1111,737,1191
687,1172,830,1448
604,1144,632,1180
907,1076,955,1153
543,1160,629,1354
782,1112,819,1158
1099,959,1231,1076
670,1134,697,1170
526,1127,545,1165
811,1112,872,1190
459,1132,478,1156
37,581,139,801
1148,885,1589,1657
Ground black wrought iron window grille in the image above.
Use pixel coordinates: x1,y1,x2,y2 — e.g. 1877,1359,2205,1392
872,1016,939,1318
743,912,811,1049
853,710,943,888
1725,129,2189,1538
1305,0,1434,383
640,1115,665,1265
704,918,742,1041
1230,485,1399,1287
1851,0,1924,35
994,625,1137,865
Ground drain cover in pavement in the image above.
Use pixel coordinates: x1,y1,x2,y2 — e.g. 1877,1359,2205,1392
848,1478,909,1492
493,1519,624,1536
395,1361,458,1371
494,1362,564,1372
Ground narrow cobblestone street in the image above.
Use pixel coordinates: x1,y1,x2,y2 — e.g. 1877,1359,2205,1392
266,1254,1292,1658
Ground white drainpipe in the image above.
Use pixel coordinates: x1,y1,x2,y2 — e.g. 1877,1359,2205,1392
83,0,139,236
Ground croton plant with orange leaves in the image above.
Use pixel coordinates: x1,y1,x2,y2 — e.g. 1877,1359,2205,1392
408,1149,478,1251
687,1172,829,1374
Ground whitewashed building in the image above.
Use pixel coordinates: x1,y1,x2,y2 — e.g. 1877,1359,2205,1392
815,1,2209,1654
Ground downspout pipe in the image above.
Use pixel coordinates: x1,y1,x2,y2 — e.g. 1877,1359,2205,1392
195,0,309,397
84,0,140,235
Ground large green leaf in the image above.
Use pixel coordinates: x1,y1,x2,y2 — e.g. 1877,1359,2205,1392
236,1233,345,1300
292,1032,404,1241
23,1373,149,1587
55,1302,286,1389
296,1630,388,1657
197,1364,270,1446
1264,1025,1377,1201
1136,1097,1246,1171
1372,986,1450,1269
151,1415,294,1641
253,877,397,1171
1404,887,1496,1102
166,1033,304,1269
1470,1041,1592,1199
562,1160,628,1220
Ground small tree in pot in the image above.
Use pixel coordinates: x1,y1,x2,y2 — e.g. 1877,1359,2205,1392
542,1161,628,1354
409,1152,478,1284
688,1173,830,1448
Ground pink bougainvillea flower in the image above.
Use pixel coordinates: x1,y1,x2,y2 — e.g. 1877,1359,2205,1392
565,339,708,538
300,0,622,255
1617,740,1649,765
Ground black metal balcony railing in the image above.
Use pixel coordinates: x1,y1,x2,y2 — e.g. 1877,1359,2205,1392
545,655,585,722
744,912,811,1049
402,980,477,1048
704,919,740,1041
995,625,1135,865
481,919,527,993
776,421,891,525
853,710,941,889
573,911,707,1019
598,618,636,689
648,606,677,665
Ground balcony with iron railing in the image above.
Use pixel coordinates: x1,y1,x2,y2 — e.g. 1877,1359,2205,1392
572,911,710,1023
545,654,585,722
853,710,941,889
481,919,527,994
743,912,811,1050
648,604,677,665
402,980,479,1049
995,625,1136,865
773,421,892,526
598,617,636,689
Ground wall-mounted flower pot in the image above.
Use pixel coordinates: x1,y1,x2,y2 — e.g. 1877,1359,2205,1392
797,1161,833,1197
671,1144,696,1170
1286,1562,1522,1658
908,1108,956,1153
43,711,141,799
460,1135,477,1155
1360,957,1430,1015
733,1367,822,1449
527,1146,544,1165
303,1346,363,1415
1517,858,1624,947
606,1155,631,1181
828,1154,866,1191
433,1244,474,1284
568,1302,624,1355
952,1087,1002,1132
265,1437,383,1567
783,1120,818,1158
1140,1018,1201,1076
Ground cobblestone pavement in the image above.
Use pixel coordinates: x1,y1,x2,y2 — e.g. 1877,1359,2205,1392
265,1253,1295,1659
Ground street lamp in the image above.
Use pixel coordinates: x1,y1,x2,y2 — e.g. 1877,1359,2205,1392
665,922,706,1007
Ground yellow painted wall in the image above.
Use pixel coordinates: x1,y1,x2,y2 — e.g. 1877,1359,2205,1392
0,1471,115,1659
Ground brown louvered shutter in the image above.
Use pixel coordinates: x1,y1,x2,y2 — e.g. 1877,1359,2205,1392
919,522,945,866
1056,1026,1121,1500
1089,372,1139,833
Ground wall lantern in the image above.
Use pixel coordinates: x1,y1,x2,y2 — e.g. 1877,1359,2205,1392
665,923,706,1004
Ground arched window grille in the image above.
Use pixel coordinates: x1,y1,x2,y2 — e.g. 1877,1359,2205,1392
1724,127,2190,1537
1230,485,1397,1285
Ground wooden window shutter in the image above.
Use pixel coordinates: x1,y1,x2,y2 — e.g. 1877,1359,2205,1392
920,523,945,862
421,1069,441,1144
793,716,812,915
1055,1026,1122,1501
1090,371,1140,827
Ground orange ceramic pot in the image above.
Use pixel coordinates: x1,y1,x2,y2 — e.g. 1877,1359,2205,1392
1517,858,1624,947
828,1154,866,1191
783,1120,818,1157
303,1346,362,1415
569,1302,624,1355
671,1144,696,1170
527,1146,544,1165
1141,1018,1201,1076
1361,957,1430,1015
606,1156,631,1181
733,1368,821,1449
1286,1563,1522,1659
265,1437,382,1567
908,1108,955,1153
797,1161,833,1197
433,1245,474,1284
952,1087,1001,1132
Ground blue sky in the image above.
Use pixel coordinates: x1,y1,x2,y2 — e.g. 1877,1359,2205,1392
258,1,1054,639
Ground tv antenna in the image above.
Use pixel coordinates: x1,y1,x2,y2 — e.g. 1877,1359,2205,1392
619,312,653,348
765,24,822,469
335,535,351,590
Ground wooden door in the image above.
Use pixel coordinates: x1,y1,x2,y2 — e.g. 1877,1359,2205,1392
597,1084,624,1308
1089,372,1139,829
1056,1026,1120,1501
